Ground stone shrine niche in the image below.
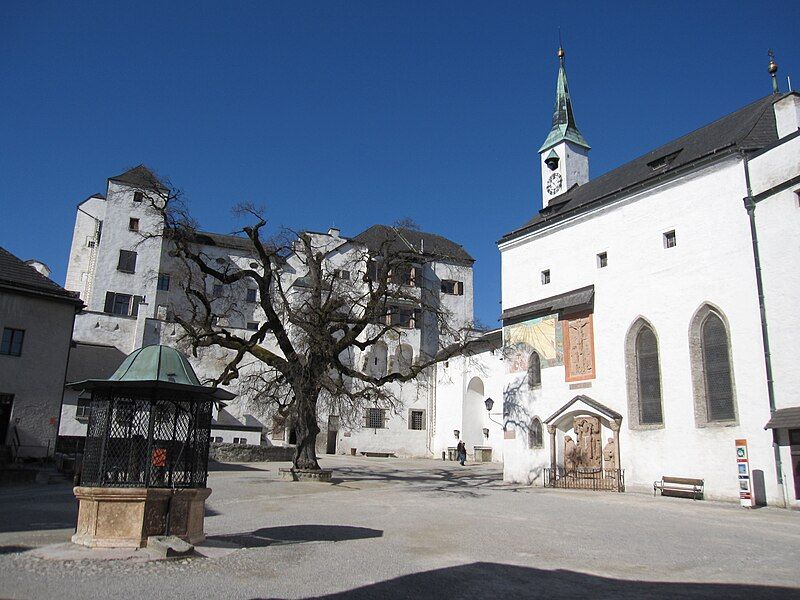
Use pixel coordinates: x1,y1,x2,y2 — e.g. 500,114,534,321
562,314,595,382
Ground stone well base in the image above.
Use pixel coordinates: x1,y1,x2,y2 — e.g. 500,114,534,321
278,468,333,482
72,486,211,549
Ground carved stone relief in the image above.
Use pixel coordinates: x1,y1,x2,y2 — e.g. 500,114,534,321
573,415,602,469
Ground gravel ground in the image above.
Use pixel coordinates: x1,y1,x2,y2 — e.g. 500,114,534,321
1,455,799,599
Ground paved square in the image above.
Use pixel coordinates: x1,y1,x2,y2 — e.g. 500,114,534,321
1,456,799,599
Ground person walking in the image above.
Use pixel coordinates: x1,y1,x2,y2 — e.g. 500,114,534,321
456,440,467,466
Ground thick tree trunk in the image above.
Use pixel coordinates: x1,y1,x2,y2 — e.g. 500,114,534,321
292,391,321,470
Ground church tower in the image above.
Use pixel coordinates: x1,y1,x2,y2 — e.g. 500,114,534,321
539,47,590,207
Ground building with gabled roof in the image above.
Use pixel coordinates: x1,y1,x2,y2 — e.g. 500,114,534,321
498,47,800,507
0,246,83,458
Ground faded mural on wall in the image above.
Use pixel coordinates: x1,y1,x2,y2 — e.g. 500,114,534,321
503,314,563,373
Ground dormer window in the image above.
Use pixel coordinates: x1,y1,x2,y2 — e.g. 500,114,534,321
647,149,681,171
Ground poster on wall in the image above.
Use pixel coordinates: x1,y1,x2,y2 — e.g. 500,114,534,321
735,438,755,508
503,314,563,373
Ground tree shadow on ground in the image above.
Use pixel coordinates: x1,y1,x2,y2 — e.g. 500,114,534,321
205,524,382,549
207,461,267,472
329,463,509,498
0,545,30,555
274,562,798,600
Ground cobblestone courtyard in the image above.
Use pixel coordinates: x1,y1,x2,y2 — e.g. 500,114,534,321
1,456,799,599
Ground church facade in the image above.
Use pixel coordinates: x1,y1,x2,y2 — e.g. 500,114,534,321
499,49,800,507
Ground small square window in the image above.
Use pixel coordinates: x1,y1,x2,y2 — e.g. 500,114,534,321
76,399,92,420
133,191,143,202
0,328,25,356
246,288,257,303
128,218,140,231
213,284,224,298
541,270,550,285
246,321,259,331
663,230,677,249
157,273,170,291
333,269,351,281
597,252,608,268
440,280,464,295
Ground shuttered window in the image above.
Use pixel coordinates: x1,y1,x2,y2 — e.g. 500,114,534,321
635,326,663,424
702,313,735,421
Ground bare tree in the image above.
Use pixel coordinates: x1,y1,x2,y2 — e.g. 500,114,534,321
137,172,483,471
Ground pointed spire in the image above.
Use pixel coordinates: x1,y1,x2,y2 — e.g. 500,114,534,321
539,46,590,152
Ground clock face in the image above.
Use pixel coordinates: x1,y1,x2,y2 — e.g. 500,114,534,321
546,172,563,195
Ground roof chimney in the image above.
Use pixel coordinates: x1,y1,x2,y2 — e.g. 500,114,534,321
774,94,800,139
327,227,340,238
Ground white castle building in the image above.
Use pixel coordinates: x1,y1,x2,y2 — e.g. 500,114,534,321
498,48,800,507
59,167,504,461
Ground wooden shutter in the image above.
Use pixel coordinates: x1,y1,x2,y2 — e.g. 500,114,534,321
131,295,144,317
382,409,388,428
420,410,426,430
413,309,422,329
456,281,464,295
104,291,115,313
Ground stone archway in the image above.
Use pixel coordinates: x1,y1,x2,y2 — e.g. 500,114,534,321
462,377,485,453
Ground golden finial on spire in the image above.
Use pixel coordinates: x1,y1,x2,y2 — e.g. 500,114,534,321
768,49,779,94
557,46,565,59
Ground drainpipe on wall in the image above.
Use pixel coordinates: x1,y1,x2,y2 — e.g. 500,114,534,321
741,152,784,500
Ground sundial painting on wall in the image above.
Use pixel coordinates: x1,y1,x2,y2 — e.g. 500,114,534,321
503,314,564,374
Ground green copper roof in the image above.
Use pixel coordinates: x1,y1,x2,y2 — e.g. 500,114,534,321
539,50,590,153
110,345,203,386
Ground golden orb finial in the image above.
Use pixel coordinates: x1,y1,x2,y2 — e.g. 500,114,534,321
768,49,778,74
557,46,565,59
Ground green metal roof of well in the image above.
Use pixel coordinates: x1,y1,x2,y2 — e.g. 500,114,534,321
110,345,203,386
67,344,236,400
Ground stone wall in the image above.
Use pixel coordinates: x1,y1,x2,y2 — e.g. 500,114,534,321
208,443,293,463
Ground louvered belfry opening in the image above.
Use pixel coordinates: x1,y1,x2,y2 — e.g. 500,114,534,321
81,390,213,489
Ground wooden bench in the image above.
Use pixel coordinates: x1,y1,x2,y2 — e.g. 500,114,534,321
360,451,396,458
654,476,704,500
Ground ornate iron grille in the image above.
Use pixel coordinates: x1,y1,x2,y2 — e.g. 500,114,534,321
81,389,213,488
543,467,625,492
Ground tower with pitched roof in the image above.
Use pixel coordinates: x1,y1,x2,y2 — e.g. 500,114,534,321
539,46,590,207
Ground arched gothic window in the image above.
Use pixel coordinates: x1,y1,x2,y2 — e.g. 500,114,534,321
528,351,541,389
528,417,543,449
635,326,663,424
625,318,664,429
701,312,735,421
689,304,737,426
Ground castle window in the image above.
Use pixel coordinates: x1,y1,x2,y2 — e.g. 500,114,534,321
597,252,608,268
541,270,550,285
246,288,257,302
133,191,143,202
157,273,170,291
212,284,224,298
366,407,386,429
441,280,464,295
409,409,425,430
117,250,137,273
76,398,91,421
128,218,139,232
635,325,663,424
246,322,259,331
663,230,677,249
0,328,25,357
333,269,351,280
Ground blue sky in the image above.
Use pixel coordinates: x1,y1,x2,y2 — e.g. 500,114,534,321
1,1,798,327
